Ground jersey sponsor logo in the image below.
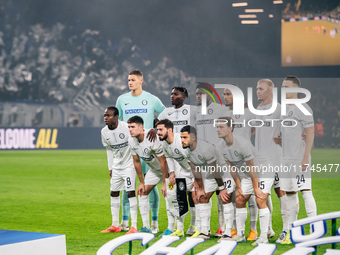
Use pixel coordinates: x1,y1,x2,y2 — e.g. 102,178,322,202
110,142,129,149
282,120,295,126
125,109,147,114
174,156,185,161
182,109,188,115
142,100,148,105
196,119,214,125
173,120,188,126
119,133,125,139
234,124,243,128
141,155,155,161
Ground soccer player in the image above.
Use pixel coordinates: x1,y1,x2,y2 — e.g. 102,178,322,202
156,118,195,237
180,125,235,240
215,116,273,246
100,106,138,234
278,76,317,244
223,86,258,241
116,69,165,233
127,116,168,233
255,79,289,243
157,86,197,235
195,83,229,238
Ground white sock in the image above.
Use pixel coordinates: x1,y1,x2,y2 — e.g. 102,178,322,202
280,195,289,232
248,195,258,232
138,195,150,229
286,193,299,230
232,202,237,230
128,197,138,229
165,199,176,231
176,216,185,232
190,207,196,226
266,194,273,231
236,208,247,236
195,204,201,232
200,203,212,235
259,208,270,239
111,196,120,227
223,203,234,236
151,220,158,228
302,190,317,218
218,196,225,230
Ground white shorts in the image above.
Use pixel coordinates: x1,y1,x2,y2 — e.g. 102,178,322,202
241,177,274,195
144,168,162,186
202,177,235,194
280,159,312,192
272,173,280,189
280,172,312,192
111,167,136,192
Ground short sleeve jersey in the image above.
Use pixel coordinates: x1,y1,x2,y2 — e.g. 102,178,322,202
158,104,197,134
196,103,228,145
225,107,256,141
281,103,314,160
128,129,164,171
217,135,270,179
162,133,193,179
116,91,165,129
101,121,133,170
255,103,282,162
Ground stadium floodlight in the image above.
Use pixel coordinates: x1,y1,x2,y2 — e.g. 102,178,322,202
241,20,259,24
232,2,248,7
238,14,257,18
273,0,283,4
245,9,264,13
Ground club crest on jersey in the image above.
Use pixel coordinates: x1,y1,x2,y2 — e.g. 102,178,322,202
234,151,239,157
234,114,240,119
119,133,125,139
288,111,293,117
144,148,149,154
174,148,180,154
208,109,213,115
142,100,148,105
182,109,188,115
198,155,204,161
178,181,185,191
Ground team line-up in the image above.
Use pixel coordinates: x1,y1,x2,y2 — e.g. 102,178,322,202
100,69,317,247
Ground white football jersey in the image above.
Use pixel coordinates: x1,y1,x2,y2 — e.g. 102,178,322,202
101,121,133,170
196,103,228,146
225,107,256,141
281,103,314,160
128,129,165,171
188,139,230,179
217,135,271,179
162,133,193,179
158,104,197,134
255,103,282,163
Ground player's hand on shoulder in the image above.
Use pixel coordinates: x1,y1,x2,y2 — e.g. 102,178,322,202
146,129,157,142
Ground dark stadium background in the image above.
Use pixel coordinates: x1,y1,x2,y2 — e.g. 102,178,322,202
0,0,339,147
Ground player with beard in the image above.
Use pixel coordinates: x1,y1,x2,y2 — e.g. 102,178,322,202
158,87,198,235
156,119,195,237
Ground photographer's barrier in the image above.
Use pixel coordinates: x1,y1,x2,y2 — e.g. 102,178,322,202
97,211,340,255
0,230,66,255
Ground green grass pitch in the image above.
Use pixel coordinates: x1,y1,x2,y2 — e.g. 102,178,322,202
0,149,339,254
